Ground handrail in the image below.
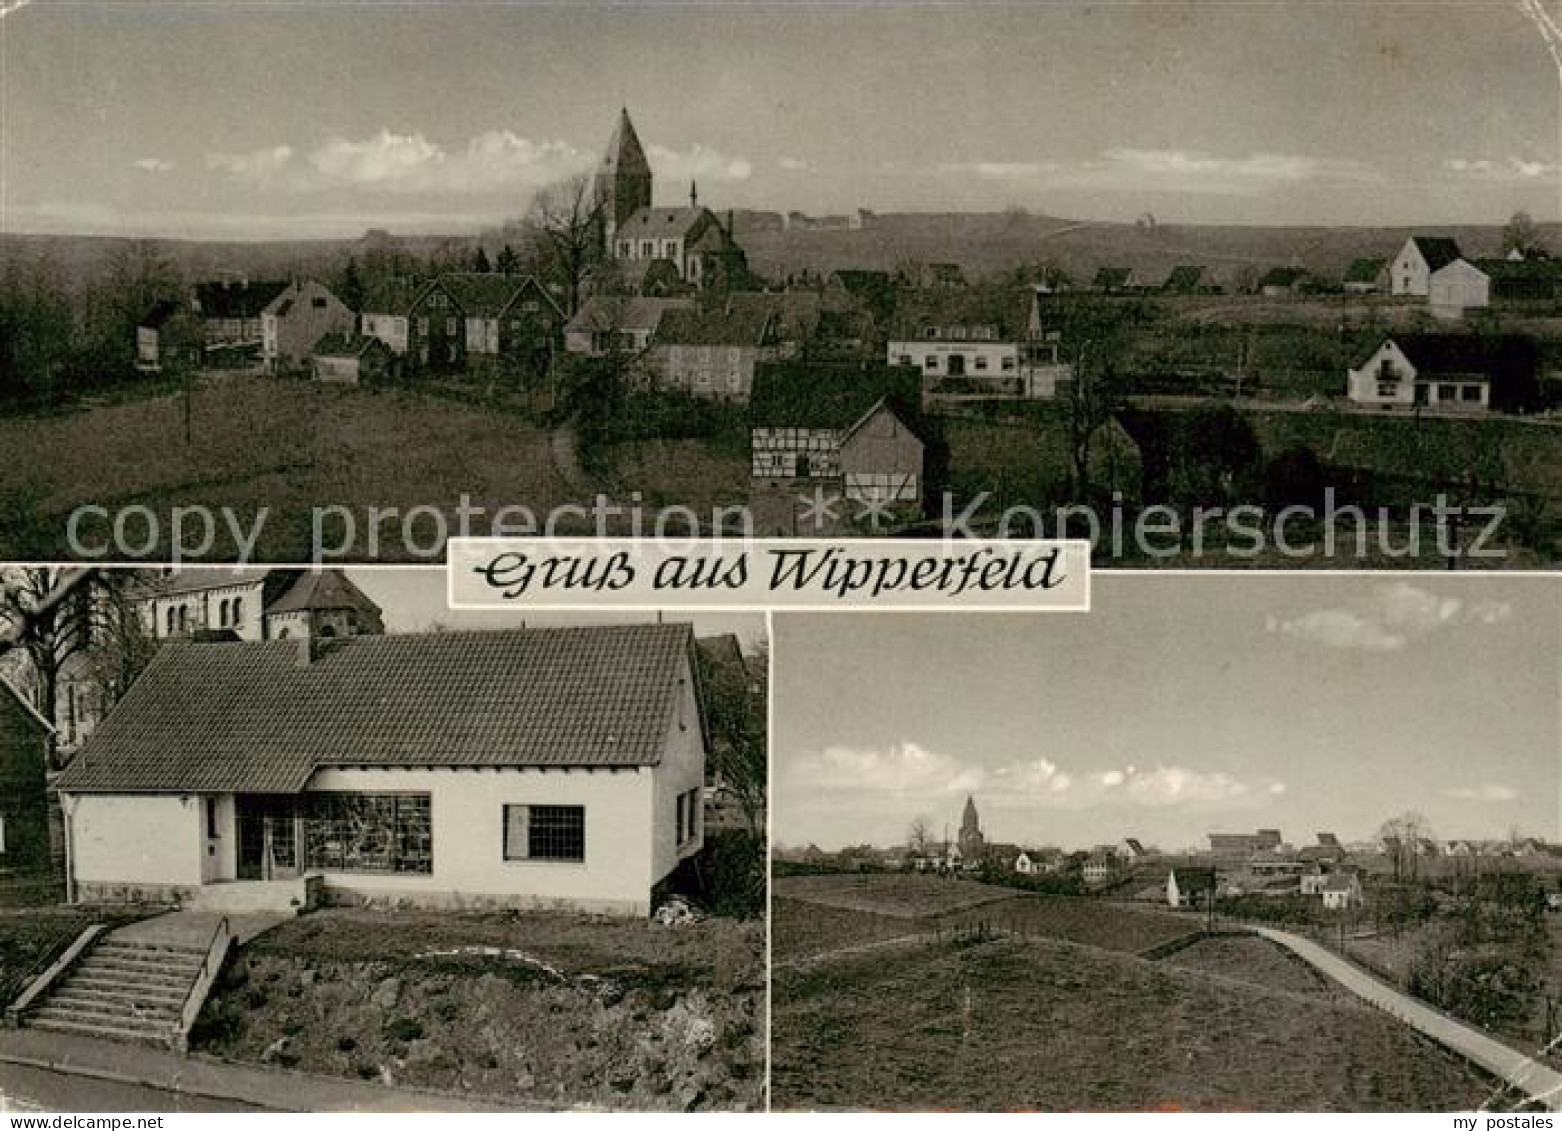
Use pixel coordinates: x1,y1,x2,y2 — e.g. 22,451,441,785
174,915,231,1052
5,924,104,1025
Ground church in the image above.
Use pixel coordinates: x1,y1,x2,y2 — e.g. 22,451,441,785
594,109,750,293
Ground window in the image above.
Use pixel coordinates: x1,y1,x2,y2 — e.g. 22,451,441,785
1001,356,1016,372
924,355,939,371
445,317,458,335
232,597,242,626
1376,382,1398,398
166,607,176,635
897,354,912,366
504,804,585,862
206,798,219,840
974,355,989,371
302,793,431,874
1461,384,1483,403
675,788,701,846
311,297,327,309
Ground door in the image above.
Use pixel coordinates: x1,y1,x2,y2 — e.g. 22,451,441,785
947,353,966,377
235,796,301,880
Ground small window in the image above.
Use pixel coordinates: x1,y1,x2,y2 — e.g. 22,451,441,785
924,356,939,371
504,804,584,862
311,297,327,309
206,798,219,840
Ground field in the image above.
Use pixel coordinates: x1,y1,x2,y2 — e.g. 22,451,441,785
194,908,765,1111
0,374,749,560
775,874,1022,919
773,929,1499,1110
771,884,1506,1110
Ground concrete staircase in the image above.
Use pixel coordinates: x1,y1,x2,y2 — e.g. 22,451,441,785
24,937,207,1047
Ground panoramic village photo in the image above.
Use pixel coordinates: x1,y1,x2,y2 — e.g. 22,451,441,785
770,576,1562,1111
2,2,1562,566
0,566,767,1111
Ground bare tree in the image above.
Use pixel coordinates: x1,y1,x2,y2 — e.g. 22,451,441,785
1378,811,1436,882
1502,210,1547,259
527,174,606,316
0,568,154,769
907,816,936,860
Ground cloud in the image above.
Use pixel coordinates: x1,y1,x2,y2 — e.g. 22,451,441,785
132,157,174,175
1445,156,1561,181
777,157,811,172
1441,784,1521,803
1268,583,1511,652
646,143,753,184
938,149,1373,195
1266,608,1405,652
207,145,296,183
208,130,589,195
0,0,34,19
782,744,1278,814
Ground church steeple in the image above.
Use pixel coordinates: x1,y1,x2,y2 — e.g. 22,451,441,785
594,108,653,252
689,180,698,209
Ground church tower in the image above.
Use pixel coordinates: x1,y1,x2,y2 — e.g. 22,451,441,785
594,108,653,254
958,794,985,861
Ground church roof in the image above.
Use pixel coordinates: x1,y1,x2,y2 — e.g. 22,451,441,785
600,108,651,178
265,570,382,617
616,206,721,242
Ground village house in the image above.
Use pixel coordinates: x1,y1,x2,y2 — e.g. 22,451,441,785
1427,258,1491,321
1345,333,1542,414
192,281,289,350
54,622,707,917
311,333,393,385
1390,236,1464,297
260,281,355,374
1082,854,1116,886
1342,257,1390,294
888,287,1070,401
748,363,926,531
404,276,467,372
1207,829,1284,859
564,296,695,358
0,677,55,906
1092,266,1141,294
1117,838,1150,863
1320,872,1364,911
135,300,205,373
437,272,565,369
648,307,782,400
358,278,427,358
1167,866,1216,909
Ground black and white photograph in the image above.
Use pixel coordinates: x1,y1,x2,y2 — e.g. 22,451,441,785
0,566,766,1111
770,576,1561,1111
0,2,1560,567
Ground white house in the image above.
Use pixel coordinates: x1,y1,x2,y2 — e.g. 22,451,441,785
887,289,1071,402
1166,867,1216,909
1390,236,1464,297
1427,259,1491,320
1320,872,1363,911
55,623,707,917
1344,333,1542,414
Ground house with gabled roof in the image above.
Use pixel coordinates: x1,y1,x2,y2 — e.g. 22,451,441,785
436,272,565,365
888,285,1071,401
564,295,695,358
1346,333,1542,414
1162,266,1211,294
191,281,289,347
647,306,782,400
1391,236,1464,296
261,281,355,374
359,278,429,357
55,622,708,916
1257,267,1312,296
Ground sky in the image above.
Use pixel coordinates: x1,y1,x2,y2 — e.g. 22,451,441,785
3,0,1561,238
772,575,1562,853
344,566,766,650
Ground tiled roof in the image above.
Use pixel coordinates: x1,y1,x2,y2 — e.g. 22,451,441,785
194,282,288,320
567,296,694,334
128,567,275,599
617,207,718,240
57,623,695,793
437,273,558,319
264,570,382,616
1370,332,1539,377
359,277,429,316
655,307,773,347
1409,236,1464,272
748,361,921,430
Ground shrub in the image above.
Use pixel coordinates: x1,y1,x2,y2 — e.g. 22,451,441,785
386,1016,424,1042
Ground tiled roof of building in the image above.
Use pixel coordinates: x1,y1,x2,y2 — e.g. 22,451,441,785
655,307,774,347
128,567,276,599
887,285,1031,340
1164,266,1205,290
1409,236,1464,272
567,296,693,334
437,273,558,319
193,281,288,320
616,207,720,241
359,277,429,316
264,570,382,616
58,623,695,793
1366,332,1540,376
749,361,922,430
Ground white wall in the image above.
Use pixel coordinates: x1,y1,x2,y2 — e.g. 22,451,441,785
305,766,658,914
69,794,204,889
1347,341,1417,408
648,660,708,887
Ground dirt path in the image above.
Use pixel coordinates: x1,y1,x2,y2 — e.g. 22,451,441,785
772,932,933,973
1256,926,1562,1111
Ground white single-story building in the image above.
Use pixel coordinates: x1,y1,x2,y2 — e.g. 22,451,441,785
55,623,708,917
1428,259,1490,321
1320,872,1363,911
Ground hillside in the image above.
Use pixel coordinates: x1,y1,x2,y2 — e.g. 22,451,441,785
772,932,1502,1111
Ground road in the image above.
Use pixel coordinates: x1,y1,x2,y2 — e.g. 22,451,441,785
1256,926,1562,1111
0,1062,270,1113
